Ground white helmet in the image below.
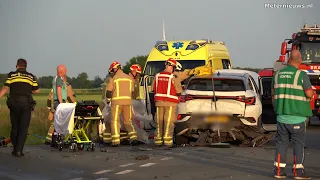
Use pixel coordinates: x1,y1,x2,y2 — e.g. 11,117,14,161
176,62,182,71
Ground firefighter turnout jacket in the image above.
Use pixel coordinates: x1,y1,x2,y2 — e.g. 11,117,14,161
152,71,183,147
106,69,137,145
106,69,134,105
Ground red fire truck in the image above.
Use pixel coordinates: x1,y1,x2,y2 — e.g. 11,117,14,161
277,24,320,124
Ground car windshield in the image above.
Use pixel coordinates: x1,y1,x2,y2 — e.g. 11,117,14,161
300,42,320,63
187,78,245,91
144,60,206,76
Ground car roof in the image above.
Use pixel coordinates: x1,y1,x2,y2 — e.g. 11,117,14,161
190,69,260,86
191,74,246,80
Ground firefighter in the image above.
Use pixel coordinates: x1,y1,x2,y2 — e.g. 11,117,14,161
129,64,142,100
152,58,183,149
45,89,54,144
106,61,139,147
272,50,313,179
102,71,130,145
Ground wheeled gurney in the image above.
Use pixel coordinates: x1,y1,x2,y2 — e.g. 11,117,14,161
54,100,103,152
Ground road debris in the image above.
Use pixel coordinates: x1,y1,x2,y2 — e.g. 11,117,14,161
136,155,149,160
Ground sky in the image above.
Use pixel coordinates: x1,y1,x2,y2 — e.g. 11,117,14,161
0,0,319,79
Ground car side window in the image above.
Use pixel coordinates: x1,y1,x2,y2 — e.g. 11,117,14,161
249,76,259,94
247,79,254,91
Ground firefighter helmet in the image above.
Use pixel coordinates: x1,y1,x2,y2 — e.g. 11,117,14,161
176,62,182,71
108,61,121,72
165,58,177,66
130,64,142,74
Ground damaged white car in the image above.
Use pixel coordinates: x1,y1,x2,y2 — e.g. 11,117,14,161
174,69,276,147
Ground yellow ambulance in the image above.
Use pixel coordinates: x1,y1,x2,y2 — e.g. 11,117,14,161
139,39,232,113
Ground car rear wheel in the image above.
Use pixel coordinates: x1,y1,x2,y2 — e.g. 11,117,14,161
173,128,189,145
174,135,189,145
257,116,266,133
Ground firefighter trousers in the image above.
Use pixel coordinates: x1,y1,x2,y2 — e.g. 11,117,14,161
274,121,306,173
111,104,137,145
154,106,176,147
103,123,130,144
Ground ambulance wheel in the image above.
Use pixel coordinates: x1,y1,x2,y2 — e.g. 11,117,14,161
58,144,63,151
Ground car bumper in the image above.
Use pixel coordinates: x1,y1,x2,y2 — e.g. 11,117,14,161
174,115,244,135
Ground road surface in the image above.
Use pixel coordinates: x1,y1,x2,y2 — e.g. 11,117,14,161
1,121,320,180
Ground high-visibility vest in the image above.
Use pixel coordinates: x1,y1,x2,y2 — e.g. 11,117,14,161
154,71,179,104
273,65,312,117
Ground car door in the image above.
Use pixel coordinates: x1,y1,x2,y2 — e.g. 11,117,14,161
260,76,277,125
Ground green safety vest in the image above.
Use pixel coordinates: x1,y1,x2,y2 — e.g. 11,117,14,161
273,66,312,117
52,76,67,101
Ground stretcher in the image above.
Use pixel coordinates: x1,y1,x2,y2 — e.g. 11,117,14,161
54,100,103,152
102,100,154,144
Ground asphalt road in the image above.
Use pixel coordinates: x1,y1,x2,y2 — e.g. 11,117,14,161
1,120,320,180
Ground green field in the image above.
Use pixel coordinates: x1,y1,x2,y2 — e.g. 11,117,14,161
0,91,103,145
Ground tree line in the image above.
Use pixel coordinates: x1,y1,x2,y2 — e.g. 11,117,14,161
0,72,104,89
0,55,262,88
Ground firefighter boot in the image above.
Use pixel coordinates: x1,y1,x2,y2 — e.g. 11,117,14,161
274,166,286,179
163,144,177,150
130,140,140,146
293,168,311,180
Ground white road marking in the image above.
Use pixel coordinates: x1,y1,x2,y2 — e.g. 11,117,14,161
95,178,109,180
140,163,156,167
119,163,136,167
93,169,112,175
115,170,135,175
161,157,173,161
70,178,83,180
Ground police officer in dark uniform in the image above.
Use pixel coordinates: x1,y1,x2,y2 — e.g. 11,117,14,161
0,59,40,157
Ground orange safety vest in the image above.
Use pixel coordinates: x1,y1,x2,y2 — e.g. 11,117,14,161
154,71,179,104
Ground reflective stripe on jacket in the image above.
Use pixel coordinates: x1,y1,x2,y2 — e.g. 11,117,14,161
107,69,133,105
154,71,179,104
